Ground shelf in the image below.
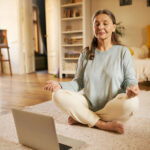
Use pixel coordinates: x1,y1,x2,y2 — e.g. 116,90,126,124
62,70,76,74
59,0,90,78
71,35,83,38
62,44,83,47
62,30,83,34
63,57,79,60
61,2,82,8
62,16,82,21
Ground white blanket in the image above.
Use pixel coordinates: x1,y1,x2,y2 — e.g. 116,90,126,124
130,45,150,82
133,58,150,82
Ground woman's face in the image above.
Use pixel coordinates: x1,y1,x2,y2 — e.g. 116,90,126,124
93,14,116,41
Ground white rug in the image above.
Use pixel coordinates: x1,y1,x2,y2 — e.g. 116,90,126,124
0,90,150,150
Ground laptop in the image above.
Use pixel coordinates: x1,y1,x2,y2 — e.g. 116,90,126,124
12,109,85,150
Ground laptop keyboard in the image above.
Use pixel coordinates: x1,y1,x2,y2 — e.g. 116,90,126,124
59,143,72,150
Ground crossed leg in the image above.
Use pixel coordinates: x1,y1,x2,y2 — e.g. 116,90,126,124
68,116,124,134
53,90,139,134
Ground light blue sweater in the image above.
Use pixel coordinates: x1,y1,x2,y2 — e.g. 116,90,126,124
60,45,138,112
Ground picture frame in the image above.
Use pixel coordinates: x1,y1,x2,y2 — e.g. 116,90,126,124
120,0,132,6
0,30,8,45
147,0,150,6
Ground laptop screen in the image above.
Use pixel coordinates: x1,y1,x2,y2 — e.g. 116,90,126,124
59,143,72,150
12,109,85,150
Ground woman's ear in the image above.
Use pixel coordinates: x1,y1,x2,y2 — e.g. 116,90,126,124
112,24,116,32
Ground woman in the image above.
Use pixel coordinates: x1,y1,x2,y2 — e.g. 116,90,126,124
44,9,139,134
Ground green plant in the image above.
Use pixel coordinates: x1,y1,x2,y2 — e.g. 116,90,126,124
116,22,125,37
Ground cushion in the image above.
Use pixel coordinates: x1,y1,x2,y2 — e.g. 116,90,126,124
128,47,134,56
131,45,149,59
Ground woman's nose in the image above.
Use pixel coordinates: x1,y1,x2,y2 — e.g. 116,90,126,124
98,24,104,29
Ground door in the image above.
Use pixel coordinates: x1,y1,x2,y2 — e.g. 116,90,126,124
45,0,60,74
20,0,35,73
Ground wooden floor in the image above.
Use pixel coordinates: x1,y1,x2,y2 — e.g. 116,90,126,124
0,72,149,115
0,72,71,115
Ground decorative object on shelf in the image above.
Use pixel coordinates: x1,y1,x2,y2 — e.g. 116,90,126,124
63,8,81,18
64,50,80,58
64,37,72,44
147,0,150,6
0,29,12,75
64,0,74,4
64,0,82,4
120,0,132,6
64,36,82,44
71,36,82,44
73,8,81,17
65,25,72,31
0,30,8,45
74,0,82,2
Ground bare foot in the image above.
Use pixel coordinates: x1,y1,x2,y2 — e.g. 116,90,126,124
68,116,79,125
95,120,124,134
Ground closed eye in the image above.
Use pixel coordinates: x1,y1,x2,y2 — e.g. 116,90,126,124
95,22,100,26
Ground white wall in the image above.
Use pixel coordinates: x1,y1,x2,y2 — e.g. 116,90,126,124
0,0,20,74
91,0,150,47
1,0,149,74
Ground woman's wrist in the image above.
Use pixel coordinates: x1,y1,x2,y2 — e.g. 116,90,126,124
126,85,139,98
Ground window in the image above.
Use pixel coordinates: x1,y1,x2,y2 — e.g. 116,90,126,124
33,6,39,53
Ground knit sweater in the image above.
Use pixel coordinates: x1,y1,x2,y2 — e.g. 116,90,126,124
60,45,138,112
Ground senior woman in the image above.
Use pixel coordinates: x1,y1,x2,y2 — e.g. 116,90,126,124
44,9,139,134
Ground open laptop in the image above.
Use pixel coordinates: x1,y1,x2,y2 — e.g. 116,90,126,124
12,109,85,150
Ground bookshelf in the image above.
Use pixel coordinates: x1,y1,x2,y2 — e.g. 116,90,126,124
59,0,91,78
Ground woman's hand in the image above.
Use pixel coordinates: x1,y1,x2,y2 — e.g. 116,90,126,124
126,85,139,98
44,80,61,92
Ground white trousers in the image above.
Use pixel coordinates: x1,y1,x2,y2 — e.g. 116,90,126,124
53,89,139,127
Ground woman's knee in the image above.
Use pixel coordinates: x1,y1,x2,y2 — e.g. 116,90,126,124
118,96,139,122
112,93,139,112
52,89,64,104
97,95,139,122
53,89,78,106
124,96,139,113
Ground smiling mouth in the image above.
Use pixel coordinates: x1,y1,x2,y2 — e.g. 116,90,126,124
98,32,105,35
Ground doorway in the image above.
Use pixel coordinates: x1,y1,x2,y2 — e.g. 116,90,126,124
32,0,47,72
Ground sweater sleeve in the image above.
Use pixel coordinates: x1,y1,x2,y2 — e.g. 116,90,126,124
122,47,138,91
59,52,86,92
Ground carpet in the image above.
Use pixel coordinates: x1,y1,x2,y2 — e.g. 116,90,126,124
0,90,150,150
